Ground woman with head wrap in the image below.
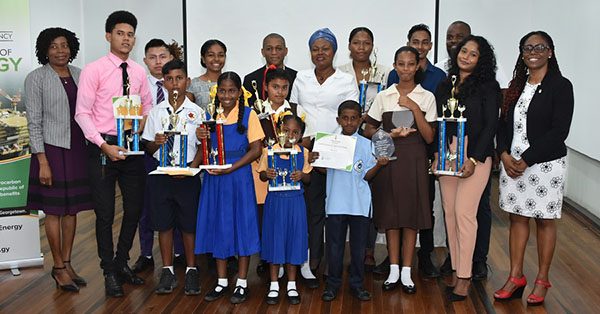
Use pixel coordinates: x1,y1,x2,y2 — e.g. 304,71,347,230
289,28,358,289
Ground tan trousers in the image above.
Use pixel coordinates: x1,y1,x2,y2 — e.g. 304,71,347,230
439,157,491,278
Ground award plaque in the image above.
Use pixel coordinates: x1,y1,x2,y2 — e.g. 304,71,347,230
391,110,415,129
371,128,396,160
434,75,467,177
112,93,144,156
267,129,300,191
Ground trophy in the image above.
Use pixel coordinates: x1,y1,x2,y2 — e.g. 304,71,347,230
357,48,385,113
112,82,144,155
268,127,300,191
199,100,232,170
371,128,396,161
251,80,265,116
157,91,190,169
199,99,216,165
435,75,467,176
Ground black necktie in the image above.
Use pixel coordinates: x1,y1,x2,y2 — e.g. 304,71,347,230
120,62,129,95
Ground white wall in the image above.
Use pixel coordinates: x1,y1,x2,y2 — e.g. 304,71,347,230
565,149,600,217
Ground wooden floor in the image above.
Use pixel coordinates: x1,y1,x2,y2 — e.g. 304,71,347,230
2,176,600,313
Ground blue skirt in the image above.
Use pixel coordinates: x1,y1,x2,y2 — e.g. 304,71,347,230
194,164,260,259
261,190,308,265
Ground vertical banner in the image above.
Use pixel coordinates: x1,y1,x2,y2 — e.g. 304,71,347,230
0,0,43,274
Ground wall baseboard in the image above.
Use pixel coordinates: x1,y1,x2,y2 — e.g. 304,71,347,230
564,197,600,237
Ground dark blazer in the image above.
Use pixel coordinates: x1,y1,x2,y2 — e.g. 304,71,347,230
434,79,502,162
242,66,297,107
496,71,574,165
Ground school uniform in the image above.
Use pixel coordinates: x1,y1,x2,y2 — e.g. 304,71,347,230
258,144,312,265
194,106,265,259
142,96,205,233
325,133,376,291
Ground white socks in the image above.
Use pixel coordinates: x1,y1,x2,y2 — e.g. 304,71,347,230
215,278,228,292
186,267,196,273
236,278,248,290
287,281,298,296
163,266,174,274
268,281,279,297
386,264,400,283
300,261,316,279
401,267,414,287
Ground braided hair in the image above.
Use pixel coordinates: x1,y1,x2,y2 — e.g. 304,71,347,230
447,35,497,101
215,71,246,134
501,31,560,118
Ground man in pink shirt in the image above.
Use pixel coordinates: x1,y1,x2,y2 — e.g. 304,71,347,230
75,10,152,298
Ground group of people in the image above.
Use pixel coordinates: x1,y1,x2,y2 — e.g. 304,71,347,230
25,9,574,307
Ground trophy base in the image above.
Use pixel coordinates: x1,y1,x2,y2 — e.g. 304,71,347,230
272,148,298,154
199,164,232,170
152,167,201,176
434,170,464,177
120,151,145,156
268,185,301,192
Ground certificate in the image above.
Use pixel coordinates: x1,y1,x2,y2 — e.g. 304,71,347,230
311,132,357,171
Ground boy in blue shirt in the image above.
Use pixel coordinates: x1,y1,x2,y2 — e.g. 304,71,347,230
314,100,388,301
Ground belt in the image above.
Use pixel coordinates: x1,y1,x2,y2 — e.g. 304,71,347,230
101,132,133,146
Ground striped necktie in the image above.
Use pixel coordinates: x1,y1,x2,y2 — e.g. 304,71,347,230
156,81,165,104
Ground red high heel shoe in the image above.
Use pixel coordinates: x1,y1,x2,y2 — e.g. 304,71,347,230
494,275,527,300
527,279,552,306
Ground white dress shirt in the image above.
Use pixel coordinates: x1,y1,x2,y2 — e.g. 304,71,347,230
147,75,168,106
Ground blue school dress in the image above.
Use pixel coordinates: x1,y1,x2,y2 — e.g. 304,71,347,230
261,148,308,265
194,107,260,258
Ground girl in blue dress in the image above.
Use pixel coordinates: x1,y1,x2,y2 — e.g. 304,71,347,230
259,111,312,305
195,71,265,304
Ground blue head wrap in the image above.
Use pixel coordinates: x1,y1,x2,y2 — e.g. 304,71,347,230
308,28,338,53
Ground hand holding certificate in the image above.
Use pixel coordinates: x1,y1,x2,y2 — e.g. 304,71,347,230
311,132,357,171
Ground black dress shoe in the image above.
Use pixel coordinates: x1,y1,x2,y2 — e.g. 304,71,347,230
439,255,453,276
266,289,279,305
402,283,417,294
321,288,337,302
382,279,399,291
287,289,301,305
301,272,319,289
350,287,371,301
132,256,154,273
117,264,145,285
230,286,249,304
373,256,390,275
418,255,440,278
155,268,177,294
472,261,488,281
104,272,124,297
256,259,267,275
447,292,467,302
204,284,228,302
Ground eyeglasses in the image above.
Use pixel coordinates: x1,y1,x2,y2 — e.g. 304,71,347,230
522,44,550,54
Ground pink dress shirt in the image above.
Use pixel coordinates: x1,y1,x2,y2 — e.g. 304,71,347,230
75,52,152,147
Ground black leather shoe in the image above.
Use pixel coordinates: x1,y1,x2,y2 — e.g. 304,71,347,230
301,272,319,289
373,256,390,275
266,289,279,305
155,268,177,294
184,268,201,295
117,264,145,285
447,292,467,302
204,284,228,302
382,279,399,291
402,283,417,294
472,261,488,281
418,255,440,278
230,286,249,304
439,255,453,276
287,289,301,305
350,287,371,301
132,256,154,273
321,288,337,302
256,259,267,275
104,272,124,297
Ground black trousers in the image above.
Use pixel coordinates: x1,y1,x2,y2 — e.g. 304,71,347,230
473,174,492,263
305,171,326,264
326,214,370,291
87,144,145,273
417,174,436,258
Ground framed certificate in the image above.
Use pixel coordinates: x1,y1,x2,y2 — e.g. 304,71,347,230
311,132,357,171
